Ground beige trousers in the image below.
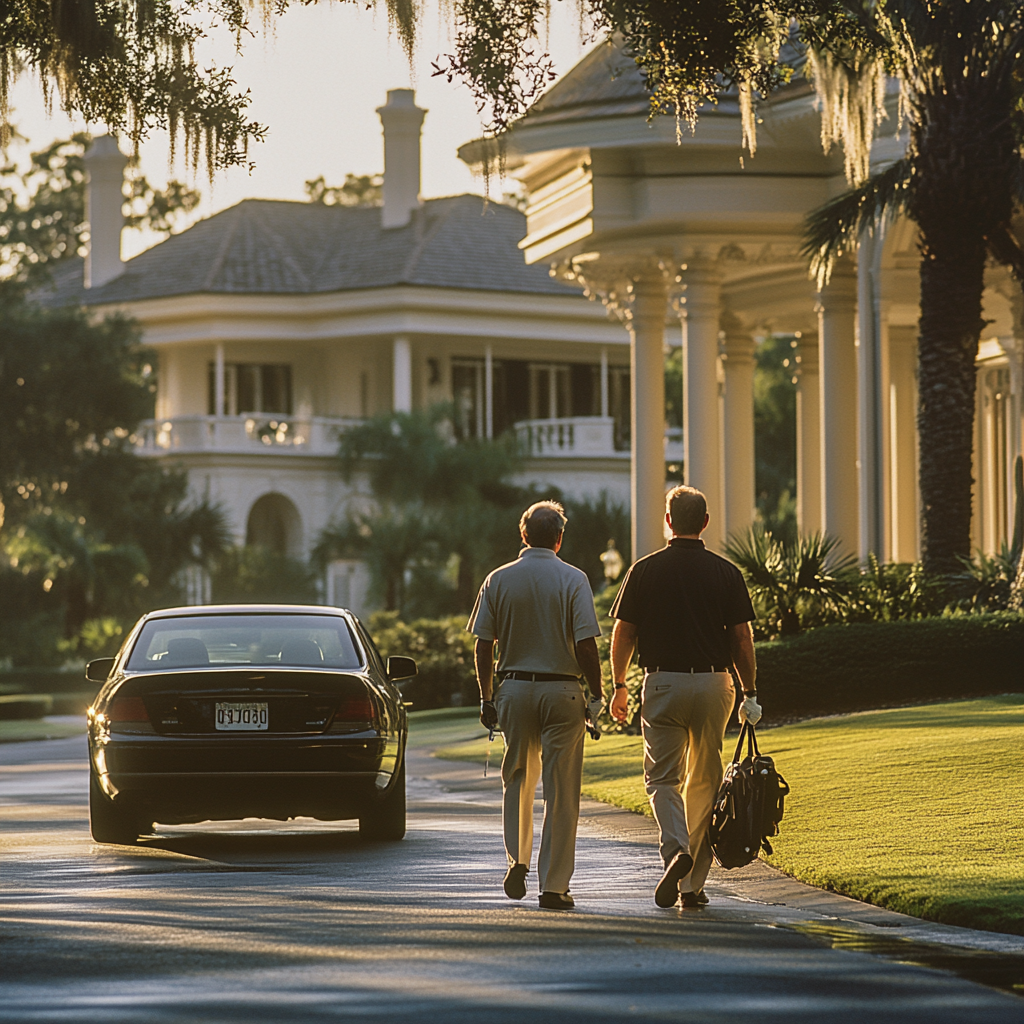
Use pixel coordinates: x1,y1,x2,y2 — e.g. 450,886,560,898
641,670,735,895
495,678,586,894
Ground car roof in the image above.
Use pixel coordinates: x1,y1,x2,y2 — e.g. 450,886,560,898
141,605,355,620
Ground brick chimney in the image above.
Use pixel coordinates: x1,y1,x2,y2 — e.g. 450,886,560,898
83,135,127,288
376,89,427,229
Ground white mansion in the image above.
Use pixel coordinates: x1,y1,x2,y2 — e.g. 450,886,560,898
52,46,1022,612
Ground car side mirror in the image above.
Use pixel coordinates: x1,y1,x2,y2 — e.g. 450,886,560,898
85,657,115,683
387,656,417,681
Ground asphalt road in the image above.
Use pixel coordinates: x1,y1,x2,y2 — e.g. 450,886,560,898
1,731,1021,1024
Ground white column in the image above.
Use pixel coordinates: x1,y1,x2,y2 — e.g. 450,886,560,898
484,345,494,439
795,331,822,535
888,325,919,562
857,229,887,559
631,272,669,558
683,262,724,549
817,261,860,556
392,336,412,413
720,313,756,540
600,347,610,418
214,344,226,417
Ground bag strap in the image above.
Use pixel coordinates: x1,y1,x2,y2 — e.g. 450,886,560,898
731,721,762,763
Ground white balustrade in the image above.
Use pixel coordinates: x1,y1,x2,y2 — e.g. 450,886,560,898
133,416,360,457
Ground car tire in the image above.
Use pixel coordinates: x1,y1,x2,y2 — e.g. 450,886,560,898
359,755,406,841
89,768,141,845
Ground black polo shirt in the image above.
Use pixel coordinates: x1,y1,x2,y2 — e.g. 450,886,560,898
610,538,754,670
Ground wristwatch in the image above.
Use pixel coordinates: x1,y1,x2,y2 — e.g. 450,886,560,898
613,682,627,690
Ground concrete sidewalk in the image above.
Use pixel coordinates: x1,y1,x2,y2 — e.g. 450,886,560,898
417,748,1024,958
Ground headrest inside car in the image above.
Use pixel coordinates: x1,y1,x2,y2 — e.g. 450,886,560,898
279,638,324,665
164,637,210,666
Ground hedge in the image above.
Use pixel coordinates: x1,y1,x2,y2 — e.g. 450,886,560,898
755,613,1024,718
0,694,53,720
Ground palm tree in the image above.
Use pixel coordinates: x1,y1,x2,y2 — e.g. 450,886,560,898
724,525,857,636
803,1,1024,575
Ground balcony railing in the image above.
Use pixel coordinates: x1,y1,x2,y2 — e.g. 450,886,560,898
136,414,685,463
134,415,359,457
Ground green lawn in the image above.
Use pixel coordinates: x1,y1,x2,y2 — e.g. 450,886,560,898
434,695,1024,936
0,719,86,743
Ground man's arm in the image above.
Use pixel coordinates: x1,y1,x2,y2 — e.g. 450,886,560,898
474,638,496,700
608,619,638,722
728,622,756,695
574,636,603,701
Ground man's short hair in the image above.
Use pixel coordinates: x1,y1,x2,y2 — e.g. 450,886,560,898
520,501,567,549
666,486,707,535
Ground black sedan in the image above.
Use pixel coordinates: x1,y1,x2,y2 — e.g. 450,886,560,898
85,605,415,845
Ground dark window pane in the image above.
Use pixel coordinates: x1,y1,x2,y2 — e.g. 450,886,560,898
261,365,292,414
237,364,258,413
496,360,529,433
570,364,600,417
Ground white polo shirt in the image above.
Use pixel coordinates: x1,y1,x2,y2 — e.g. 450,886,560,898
467,546,601,676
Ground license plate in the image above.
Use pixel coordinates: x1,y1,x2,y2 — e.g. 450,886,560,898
215,702,269,731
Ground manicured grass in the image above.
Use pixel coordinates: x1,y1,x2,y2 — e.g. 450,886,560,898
434,695,1024,936
0,718,86,743
407,706,486,749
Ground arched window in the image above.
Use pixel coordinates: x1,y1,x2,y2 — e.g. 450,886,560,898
246,493,303,557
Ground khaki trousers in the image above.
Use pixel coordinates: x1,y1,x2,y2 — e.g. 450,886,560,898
641,671,735,895
494,678,586,894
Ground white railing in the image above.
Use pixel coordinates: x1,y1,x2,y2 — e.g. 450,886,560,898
133,415,361,457
514,417,623,458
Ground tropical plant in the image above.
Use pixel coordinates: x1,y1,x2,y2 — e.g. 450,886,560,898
725,525,858,636
949,547,1021,614
842,553,946,623
803,1,1024,575
210,546,320,605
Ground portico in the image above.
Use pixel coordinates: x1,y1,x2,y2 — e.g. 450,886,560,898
463,41,1023,563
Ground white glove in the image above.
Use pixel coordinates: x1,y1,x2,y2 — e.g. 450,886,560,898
738,696,762,727
586,696,605,739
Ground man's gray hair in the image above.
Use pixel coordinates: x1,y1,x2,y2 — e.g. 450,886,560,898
666,485,707,535
520,500,567,549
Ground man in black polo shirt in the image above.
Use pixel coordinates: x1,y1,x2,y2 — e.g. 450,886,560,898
609,485,761,908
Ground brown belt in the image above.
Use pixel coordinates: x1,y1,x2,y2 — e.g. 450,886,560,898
647,665,730,675
501,672,581,682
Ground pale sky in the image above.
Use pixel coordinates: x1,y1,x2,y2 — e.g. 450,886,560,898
6,2,593,259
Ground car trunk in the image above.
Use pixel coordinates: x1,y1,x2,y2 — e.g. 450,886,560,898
107,670,379,736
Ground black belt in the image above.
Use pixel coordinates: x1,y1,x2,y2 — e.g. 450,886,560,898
501,672,581,682
646,665,730,675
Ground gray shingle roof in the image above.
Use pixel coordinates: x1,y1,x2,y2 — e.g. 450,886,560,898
39,194,580,307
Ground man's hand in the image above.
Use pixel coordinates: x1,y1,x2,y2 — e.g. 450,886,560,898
609,686,629,723
585,696,604,740
480,699,499,731
738,695,762,727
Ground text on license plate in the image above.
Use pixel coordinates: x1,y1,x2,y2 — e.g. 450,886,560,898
215,702,269,730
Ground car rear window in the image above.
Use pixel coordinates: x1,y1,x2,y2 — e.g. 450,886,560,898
126,614,364,671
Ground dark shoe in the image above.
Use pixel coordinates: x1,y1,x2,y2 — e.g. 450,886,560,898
504,863,528,900
680,889,708,908
538,891,575,910
654,850,694,908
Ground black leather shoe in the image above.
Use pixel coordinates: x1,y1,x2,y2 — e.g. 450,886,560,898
680,889,708,908
654,850,694,908
504,863,528,900
538,891,575,910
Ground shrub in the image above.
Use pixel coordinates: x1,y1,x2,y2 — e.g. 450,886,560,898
0,694,53,720
754,613,1024,718
368,611,477,710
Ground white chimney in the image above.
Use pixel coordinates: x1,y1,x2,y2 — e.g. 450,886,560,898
83,135,128,288
376,89,427,229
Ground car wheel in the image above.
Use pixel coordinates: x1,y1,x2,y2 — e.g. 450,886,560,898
359,755,406,841
89,768,141,845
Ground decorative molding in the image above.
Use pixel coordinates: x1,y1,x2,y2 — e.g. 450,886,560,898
555,252,681,324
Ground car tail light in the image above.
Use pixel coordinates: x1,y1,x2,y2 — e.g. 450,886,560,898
335,693,377,724
109,695,150,723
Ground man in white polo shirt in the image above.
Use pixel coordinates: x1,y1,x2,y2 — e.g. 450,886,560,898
468,501,603,910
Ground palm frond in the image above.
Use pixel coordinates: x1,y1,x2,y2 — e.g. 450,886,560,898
803,158,911,287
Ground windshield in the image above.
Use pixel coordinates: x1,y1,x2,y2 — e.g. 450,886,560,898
125,614,364,671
